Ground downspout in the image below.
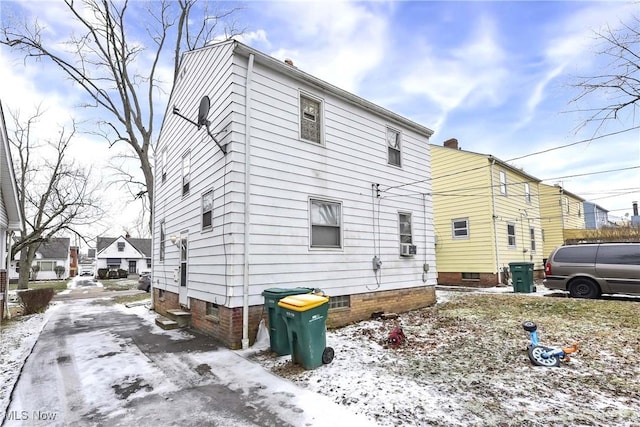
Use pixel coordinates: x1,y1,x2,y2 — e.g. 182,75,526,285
489,158,502,284
422,193,428,283
3,231,13,320
242,53,255,349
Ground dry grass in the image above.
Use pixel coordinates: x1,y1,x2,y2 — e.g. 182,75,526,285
252,292,640,426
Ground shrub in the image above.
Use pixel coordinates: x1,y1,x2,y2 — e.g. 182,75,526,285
97,268,109,279
108,270,119,279
18,288,55,315
118,269,128,278
54,265,66,279
31,265,40,280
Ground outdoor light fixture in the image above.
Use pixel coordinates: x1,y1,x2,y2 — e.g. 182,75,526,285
170,235,180,247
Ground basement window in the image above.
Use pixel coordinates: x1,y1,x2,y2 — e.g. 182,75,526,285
329,295,350,310
462,272,480,280
206,302,220,321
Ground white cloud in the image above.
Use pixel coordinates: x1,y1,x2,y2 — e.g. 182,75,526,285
253,1,391,93
400,15,508,116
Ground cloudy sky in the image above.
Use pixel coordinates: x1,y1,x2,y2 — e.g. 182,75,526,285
1,0,639,242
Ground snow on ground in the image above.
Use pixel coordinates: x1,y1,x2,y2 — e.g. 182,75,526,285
2,281,638,426
0,304,60,418
245,284,640,426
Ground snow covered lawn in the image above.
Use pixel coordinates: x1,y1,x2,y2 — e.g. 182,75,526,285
248,291,640,426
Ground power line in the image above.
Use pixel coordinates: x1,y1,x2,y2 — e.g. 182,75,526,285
382,125,640,193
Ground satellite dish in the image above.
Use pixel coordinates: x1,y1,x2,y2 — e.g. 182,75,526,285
197,96,210,129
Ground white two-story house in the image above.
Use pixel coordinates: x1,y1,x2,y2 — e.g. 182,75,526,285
153,40,438,349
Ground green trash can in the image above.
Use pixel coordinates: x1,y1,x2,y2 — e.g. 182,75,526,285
509,262,534,293
278,294,335,370
262,288,313,355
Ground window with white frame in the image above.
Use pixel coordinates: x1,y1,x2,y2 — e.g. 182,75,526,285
202,190,214,229
117,241,125,252
182,151,191,195
499,171,507,195
524,183,531,204
300,94,322,144
160,220,166,261
36,261,55,272
310,199,341,248
564,197,570,213
530,227,536,251
399,212,412,244
387,127,401,167
507,223,516,247
161,149,167,183
452,218,469,239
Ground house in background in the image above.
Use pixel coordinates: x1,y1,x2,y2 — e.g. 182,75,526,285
539,184,586,258
9,238,71,281
96,235,151,275
583,202,610,229
0,100,24,320
430,139,545,286
153,40,438,349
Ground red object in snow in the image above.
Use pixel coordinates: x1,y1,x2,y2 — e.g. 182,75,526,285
388,326,406,346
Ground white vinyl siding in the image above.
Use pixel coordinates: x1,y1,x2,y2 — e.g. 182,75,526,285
152,41,437,307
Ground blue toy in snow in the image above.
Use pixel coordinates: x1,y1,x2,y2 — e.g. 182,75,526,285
522,321,578,367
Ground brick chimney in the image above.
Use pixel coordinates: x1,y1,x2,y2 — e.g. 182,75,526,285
443,138,459,149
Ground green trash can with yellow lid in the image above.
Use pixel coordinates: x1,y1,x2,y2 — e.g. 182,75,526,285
277,293,334,370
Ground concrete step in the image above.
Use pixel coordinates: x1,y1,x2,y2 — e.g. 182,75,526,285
155,316,179,330
166,309,192,328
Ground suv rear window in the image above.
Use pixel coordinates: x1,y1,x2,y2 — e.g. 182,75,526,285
554,245,597,263
596,245,640,265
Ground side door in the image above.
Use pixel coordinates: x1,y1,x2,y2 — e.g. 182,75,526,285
178,232,189,306
595,244,640,295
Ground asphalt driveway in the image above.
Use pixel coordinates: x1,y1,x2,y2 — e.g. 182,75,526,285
4,297,371,426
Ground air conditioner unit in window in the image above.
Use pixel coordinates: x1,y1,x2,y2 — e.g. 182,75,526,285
400,243,417,257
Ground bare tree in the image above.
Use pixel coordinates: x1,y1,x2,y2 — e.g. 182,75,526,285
1,0,243,231
571,15,640,134
9,107,105,289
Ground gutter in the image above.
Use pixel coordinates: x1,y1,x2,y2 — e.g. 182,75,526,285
242,53,255,350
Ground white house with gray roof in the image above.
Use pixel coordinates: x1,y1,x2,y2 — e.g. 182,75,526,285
96,236,151,275
152,40,438,349
9,238,70,281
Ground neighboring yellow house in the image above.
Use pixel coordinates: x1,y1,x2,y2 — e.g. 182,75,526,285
539,184,586,259
430,139,544,286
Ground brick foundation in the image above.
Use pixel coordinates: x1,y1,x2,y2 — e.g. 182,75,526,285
437,272,499,288
326,285,436,328
153,285,436,349
438,270,544,287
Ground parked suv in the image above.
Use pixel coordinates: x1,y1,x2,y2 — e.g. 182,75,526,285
544,243,640,298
